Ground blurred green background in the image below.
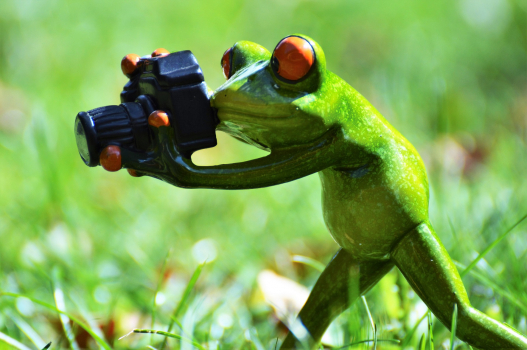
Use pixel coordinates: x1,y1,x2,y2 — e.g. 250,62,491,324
0,0,526,349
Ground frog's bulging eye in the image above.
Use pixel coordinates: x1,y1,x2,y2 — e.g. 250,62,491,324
271,36,315,81
221,47,233,79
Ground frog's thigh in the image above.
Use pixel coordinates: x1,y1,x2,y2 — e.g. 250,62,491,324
391,222,527,348
281,249,393,349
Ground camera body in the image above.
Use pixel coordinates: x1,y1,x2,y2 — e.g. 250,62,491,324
74,50,218,167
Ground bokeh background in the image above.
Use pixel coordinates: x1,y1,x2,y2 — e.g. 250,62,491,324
0,0,526,349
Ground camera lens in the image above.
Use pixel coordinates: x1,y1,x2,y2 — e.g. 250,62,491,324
74,102,150,167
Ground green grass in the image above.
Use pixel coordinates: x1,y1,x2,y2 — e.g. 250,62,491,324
0,0,526,349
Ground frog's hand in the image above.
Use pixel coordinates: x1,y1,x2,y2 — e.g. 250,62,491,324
163,127,342,189
99,110,178,178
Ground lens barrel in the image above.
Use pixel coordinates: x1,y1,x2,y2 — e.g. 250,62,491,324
74,102,149,167
75,50,218,167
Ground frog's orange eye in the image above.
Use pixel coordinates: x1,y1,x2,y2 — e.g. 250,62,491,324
271,36,315,81
221,47,233,79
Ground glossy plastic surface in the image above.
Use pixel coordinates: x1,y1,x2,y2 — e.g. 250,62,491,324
100,35,527,349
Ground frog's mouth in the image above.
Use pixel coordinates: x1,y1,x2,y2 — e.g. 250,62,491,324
215,107,293,122
214,113,272,151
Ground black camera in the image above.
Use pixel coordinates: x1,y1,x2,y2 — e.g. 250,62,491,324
74,50,218,166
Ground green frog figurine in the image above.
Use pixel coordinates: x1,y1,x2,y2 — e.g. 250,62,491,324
100,35,527,349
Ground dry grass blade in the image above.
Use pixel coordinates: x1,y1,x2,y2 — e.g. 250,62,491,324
0,292,112,350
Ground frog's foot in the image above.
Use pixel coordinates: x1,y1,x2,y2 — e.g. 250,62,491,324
392,222,527,348
280,249,393,350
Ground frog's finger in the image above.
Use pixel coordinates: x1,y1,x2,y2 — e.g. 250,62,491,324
148,110,170,128
147,110,180,159
100,145,122,172
151,48,169,57
121,53,141,77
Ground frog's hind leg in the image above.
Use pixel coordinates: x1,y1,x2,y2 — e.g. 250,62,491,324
392,222,527,348
280,248,393,349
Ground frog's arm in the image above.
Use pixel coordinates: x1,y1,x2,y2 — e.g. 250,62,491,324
120,126,343,189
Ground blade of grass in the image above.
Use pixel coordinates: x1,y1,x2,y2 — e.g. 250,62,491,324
450,303,458,350
428,310,434,350
418,334,425,350
161,262,205,350
1,292,112,350
361,296,376,350
461,213,527,278
152,249,171,343
247,328,265,350
336,339,400,348
291,255,325,272
52,270,80,350
7,310,46,349
285,316,312,350
0,330,33,350
447,215,458,242
41,342,51,350
401,310,428,347
69,292,108,347
120,328,206,350
169,315,202,346
453,261,527,314
169,316,184,330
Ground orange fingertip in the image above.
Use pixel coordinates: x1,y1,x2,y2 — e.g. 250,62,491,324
121,54,141,76
148,110,170,127
100,145,122,172
152,48,169,57
127,169,139,177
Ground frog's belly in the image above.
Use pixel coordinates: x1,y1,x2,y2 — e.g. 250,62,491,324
319,168,428,261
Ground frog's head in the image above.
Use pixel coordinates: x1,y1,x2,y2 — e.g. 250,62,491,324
211,35,342,151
